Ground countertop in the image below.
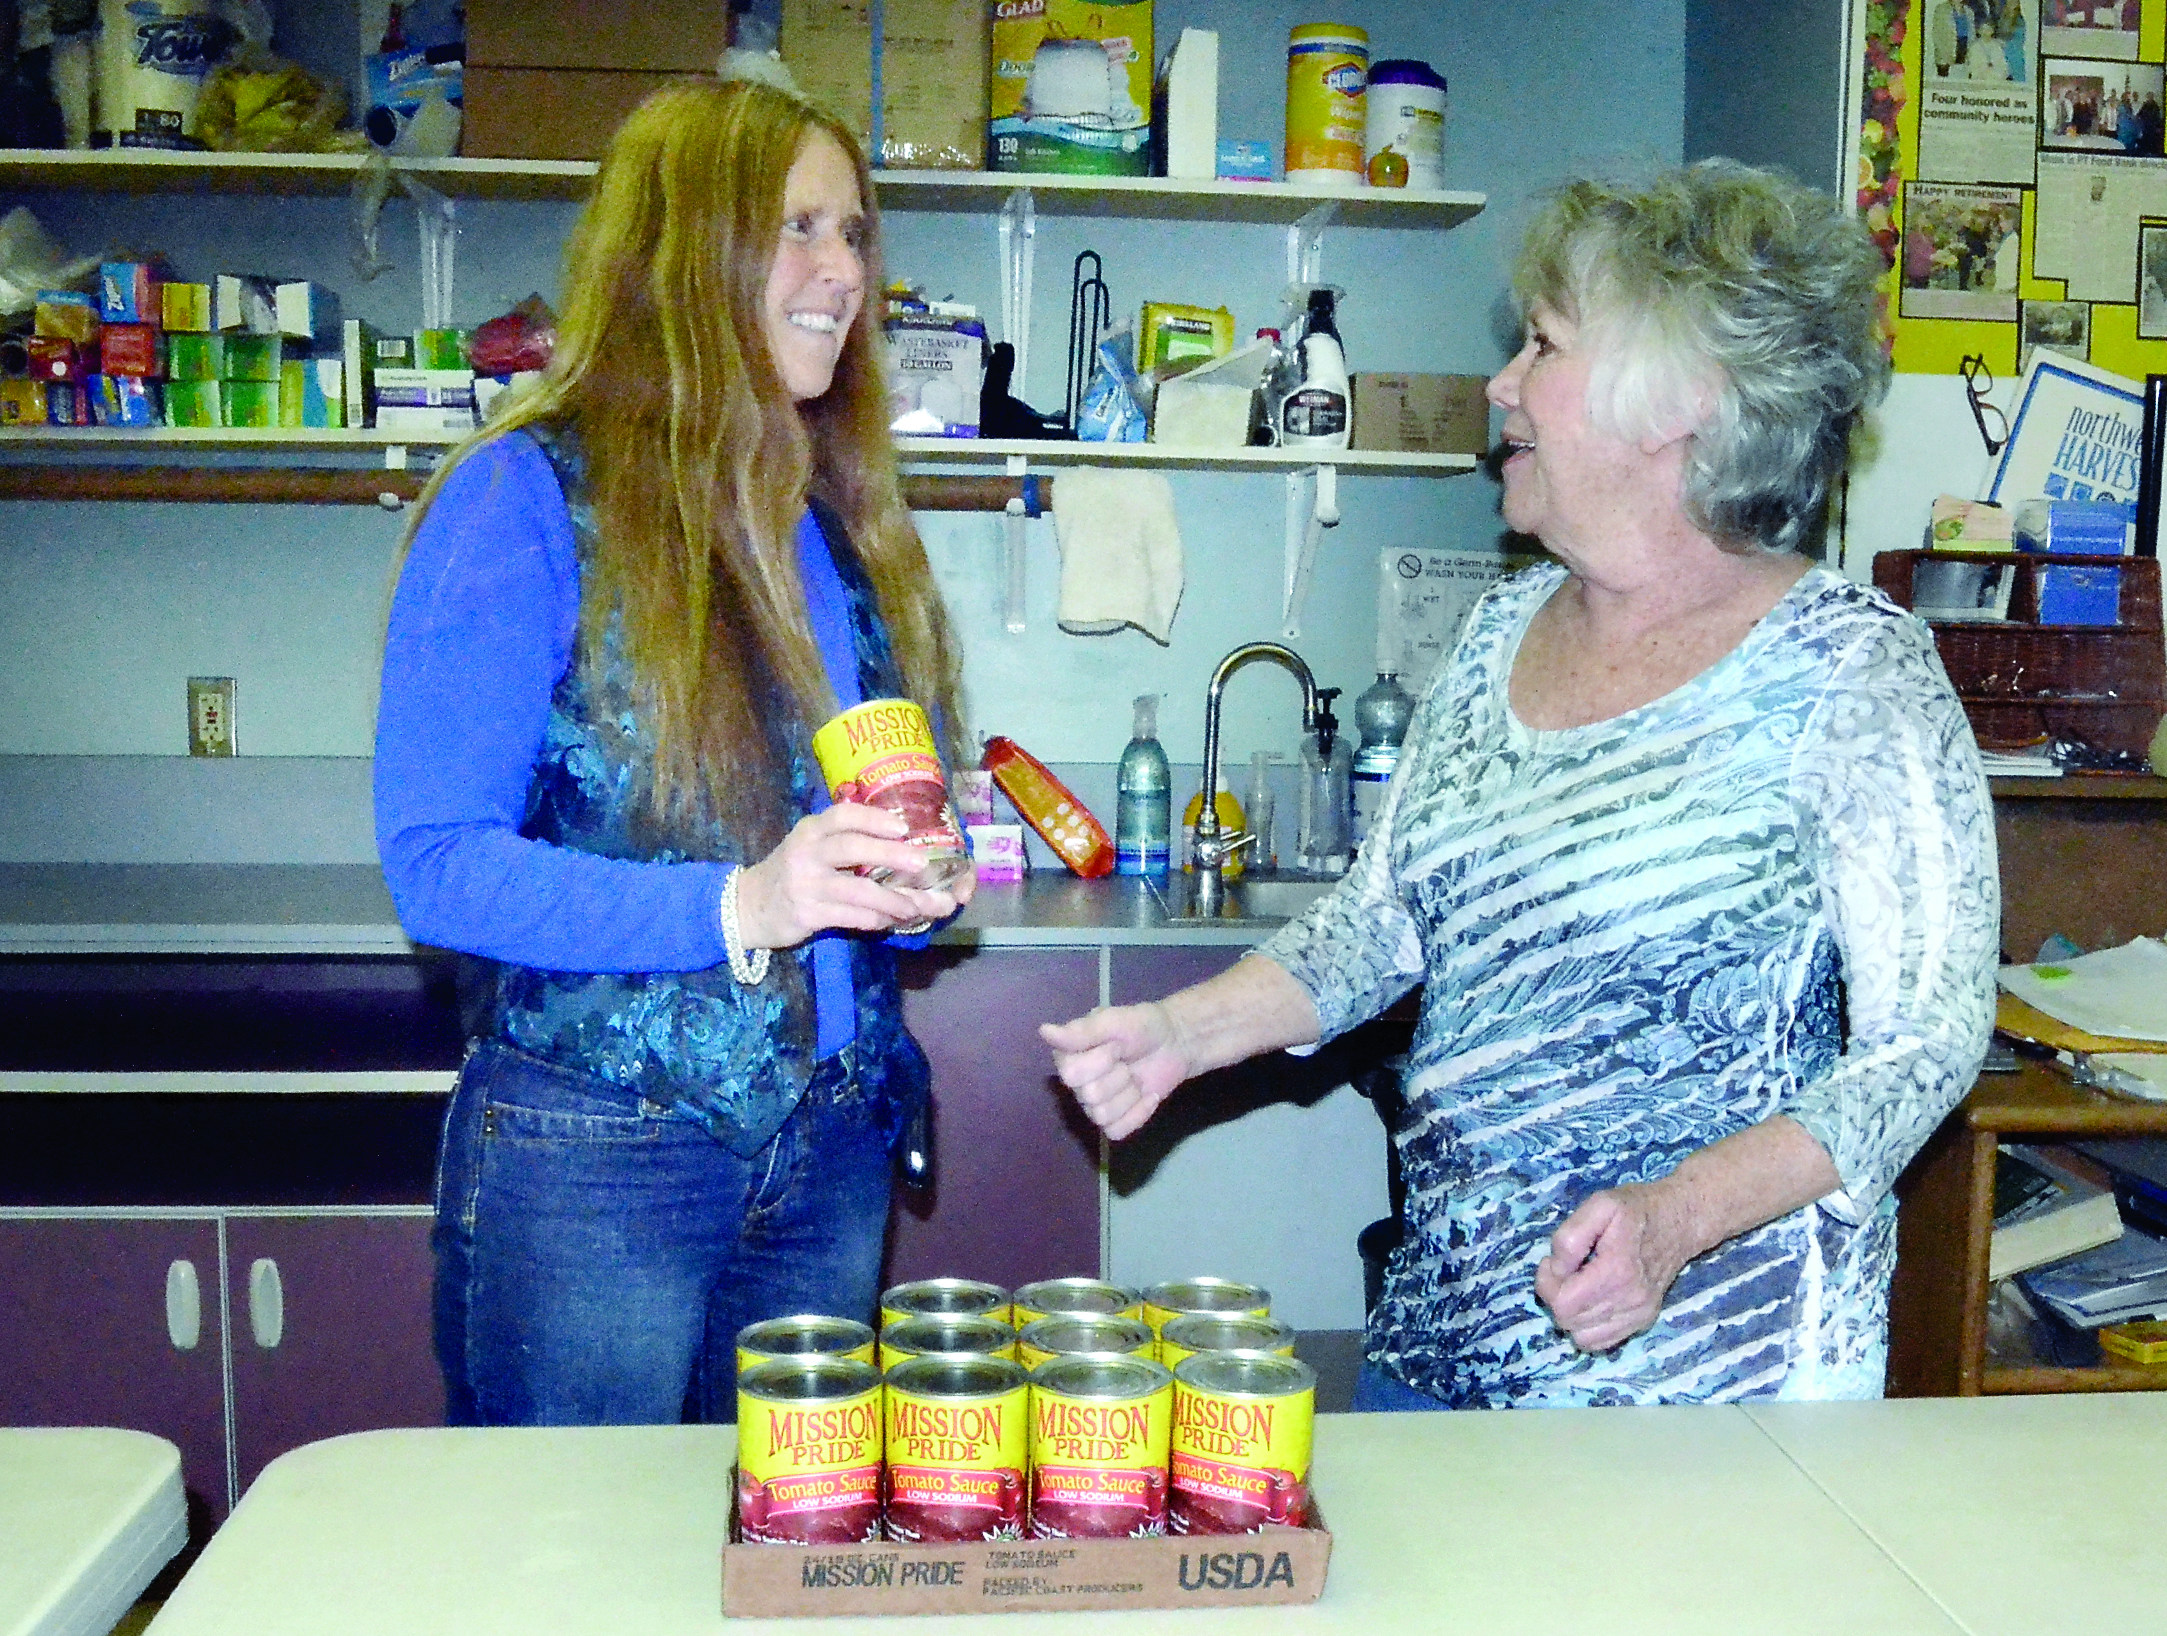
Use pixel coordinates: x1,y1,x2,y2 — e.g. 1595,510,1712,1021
141,1396,2167,1636
0,864,1302,956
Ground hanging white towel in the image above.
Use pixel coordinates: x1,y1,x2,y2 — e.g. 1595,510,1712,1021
1052,466,1184,643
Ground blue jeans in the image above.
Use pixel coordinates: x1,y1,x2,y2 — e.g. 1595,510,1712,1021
433,1038,892,1426
1351,1361,1453,1412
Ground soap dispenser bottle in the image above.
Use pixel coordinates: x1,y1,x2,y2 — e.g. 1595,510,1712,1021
1297,687,1352,875
1114,693,1171,877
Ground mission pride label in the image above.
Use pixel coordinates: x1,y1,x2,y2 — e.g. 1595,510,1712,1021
883,1356,1028,1543
1028,1354,1174,1539
1169,1351,1315,1535
735,1357,882,1545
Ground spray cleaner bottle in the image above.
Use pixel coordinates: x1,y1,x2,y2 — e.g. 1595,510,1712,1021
1114,694,1170,876
1275,286,1350,451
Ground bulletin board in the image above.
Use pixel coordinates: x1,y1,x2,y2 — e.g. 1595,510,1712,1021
1853,0,2167,377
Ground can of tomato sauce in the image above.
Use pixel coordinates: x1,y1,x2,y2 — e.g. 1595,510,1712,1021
1015,1313,1157,1371
1140,1278,1271,1347
1028,1353,1174,1539
878,1313,1018,1371
811,698,968,889
883,1354,1030,1543
880,1277,1010,1330
734,1356,883,1545
1011,1277,1143,1325
734,1314,877,1374
1169,1350,1316,1535
1158,1313,1297,1371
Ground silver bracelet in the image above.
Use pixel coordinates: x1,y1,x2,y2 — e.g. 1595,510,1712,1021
720,868,771,986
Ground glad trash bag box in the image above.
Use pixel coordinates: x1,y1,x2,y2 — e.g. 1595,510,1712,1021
989,0,1153,175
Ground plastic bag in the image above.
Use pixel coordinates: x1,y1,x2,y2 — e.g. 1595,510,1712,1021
1075,325,1147,443
194,48,351,153
470,294,557,376
0,207,99,319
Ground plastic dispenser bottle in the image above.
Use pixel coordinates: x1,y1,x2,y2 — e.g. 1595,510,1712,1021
1276,287,1350,451
1296,688,1352,875
1114,693,1171,877
1244,750,1281,873
1351,670,1415,848
1181,765,1246,879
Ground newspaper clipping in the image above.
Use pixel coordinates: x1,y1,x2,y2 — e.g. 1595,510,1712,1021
1901,181,2026,320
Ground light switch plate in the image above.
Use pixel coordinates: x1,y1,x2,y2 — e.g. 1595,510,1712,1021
187,676,237,756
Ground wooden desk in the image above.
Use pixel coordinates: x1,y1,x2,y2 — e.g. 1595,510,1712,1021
1890,1060,2167,1396
0,1428,186,1636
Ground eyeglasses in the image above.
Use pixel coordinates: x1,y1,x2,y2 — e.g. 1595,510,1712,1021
1960,354,2008,457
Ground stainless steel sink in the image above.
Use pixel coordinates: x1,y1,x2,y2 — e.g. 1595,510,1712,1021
1150,874,1339,926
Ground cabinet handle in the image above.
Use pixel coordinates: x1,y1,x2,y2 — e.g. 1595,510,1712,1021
164,1259,201,1350
247,1257,285,1349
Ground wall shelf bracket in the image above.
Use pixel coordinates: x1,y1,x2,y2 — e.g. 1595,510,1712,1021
1283,463,1339,638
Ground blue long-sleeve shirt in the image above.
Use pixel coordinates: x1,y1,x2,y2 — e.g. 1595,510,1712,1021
374,431,862,1054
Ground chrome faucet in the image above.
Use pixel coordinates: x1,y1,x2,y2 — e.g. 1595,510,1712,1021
1192,642,1321,920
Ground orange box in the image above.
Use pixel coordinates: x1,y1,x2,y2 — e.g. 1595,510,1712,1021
461,67,700,160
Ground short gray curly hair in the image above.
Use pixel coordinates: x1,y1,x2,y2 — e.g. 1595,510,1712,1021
1513,159,1890,555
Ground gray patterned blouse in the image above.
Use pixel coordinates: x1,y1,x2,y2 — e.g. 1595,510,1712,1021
1259,563,1999,1406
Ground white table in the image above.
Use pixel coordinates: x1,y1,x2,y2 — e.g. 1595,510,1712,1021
140,1397,2167,1636
1,1429,187,1636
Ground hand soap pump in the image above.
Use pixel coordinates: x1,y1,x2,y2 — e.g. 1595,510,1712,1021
1297,687,1352,875
1115,693,1171,877
1351,670,1415,847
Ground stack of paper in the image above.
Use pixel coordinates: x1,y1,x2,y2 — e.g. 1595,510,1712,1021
1999,939,2167,1043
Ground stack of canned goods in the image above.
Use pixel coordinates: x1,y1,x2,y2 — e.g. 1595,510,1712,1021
734,1275,1316,1547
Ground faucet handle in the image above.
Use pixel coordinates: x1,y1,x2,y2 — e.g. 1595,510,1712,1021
1193,828,1254,870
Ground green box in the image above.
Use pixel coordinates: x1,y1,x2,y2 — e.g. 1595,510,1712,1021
163,379,222,427
415,328,470,369
221,380,279,427
222,333,282,383
165,332,224,382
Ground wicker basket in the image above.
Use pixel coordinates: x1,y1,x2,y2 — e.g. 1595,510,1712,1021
1872,551,2164,756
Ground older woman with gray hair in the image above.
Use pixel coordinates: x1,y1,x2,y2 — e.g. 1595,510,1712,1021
1043,160,1999,1409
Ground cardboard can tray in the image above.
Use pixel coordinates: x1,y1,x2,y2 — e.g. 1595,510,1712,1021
721,1473,1331,1618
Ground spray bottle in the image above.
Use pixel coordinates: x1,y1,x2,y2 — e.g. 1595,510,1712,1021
1275,286,1350,451
1114,693,1171,877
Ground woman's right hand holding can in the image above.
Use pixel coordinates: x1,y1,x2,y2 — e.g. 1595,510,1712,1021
735,802,973,950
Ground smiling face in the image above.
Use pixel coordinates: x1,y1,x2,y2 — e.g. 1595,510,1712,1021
1485,301,1662,552
763,130,867,403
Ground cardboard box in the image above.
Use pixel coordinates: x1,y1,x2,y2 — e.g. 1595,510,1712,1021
2036,563,2122,625
462,65,697,159
784,0,986,170
466,0,734,72
166,333,224,382
162,282,212,332
1352,373,1489,456
719,1487,1331,1619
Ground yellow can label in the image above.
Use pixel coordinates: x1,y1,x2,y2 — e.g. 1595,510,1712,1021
735,1385,883,1545
735,1338,875,1375
884,1380,1028,1541
1028,1382,1173,1538
1142,1297,1269,1341
1158,1333,1296,1371
1170,1380,1314,1532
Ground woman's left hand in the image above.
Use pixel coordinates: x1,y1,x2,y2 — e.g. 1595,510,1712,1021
1533,1182,1693,1353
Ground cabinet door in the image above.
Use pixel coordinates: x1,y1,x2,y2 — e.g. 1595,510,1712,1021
225,1213,443,1495
893,949,1102,1289
0,1216,228,1525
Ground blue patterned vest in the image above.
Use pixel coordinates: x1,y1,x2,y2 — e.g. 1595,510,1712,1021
486,426,929,1158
